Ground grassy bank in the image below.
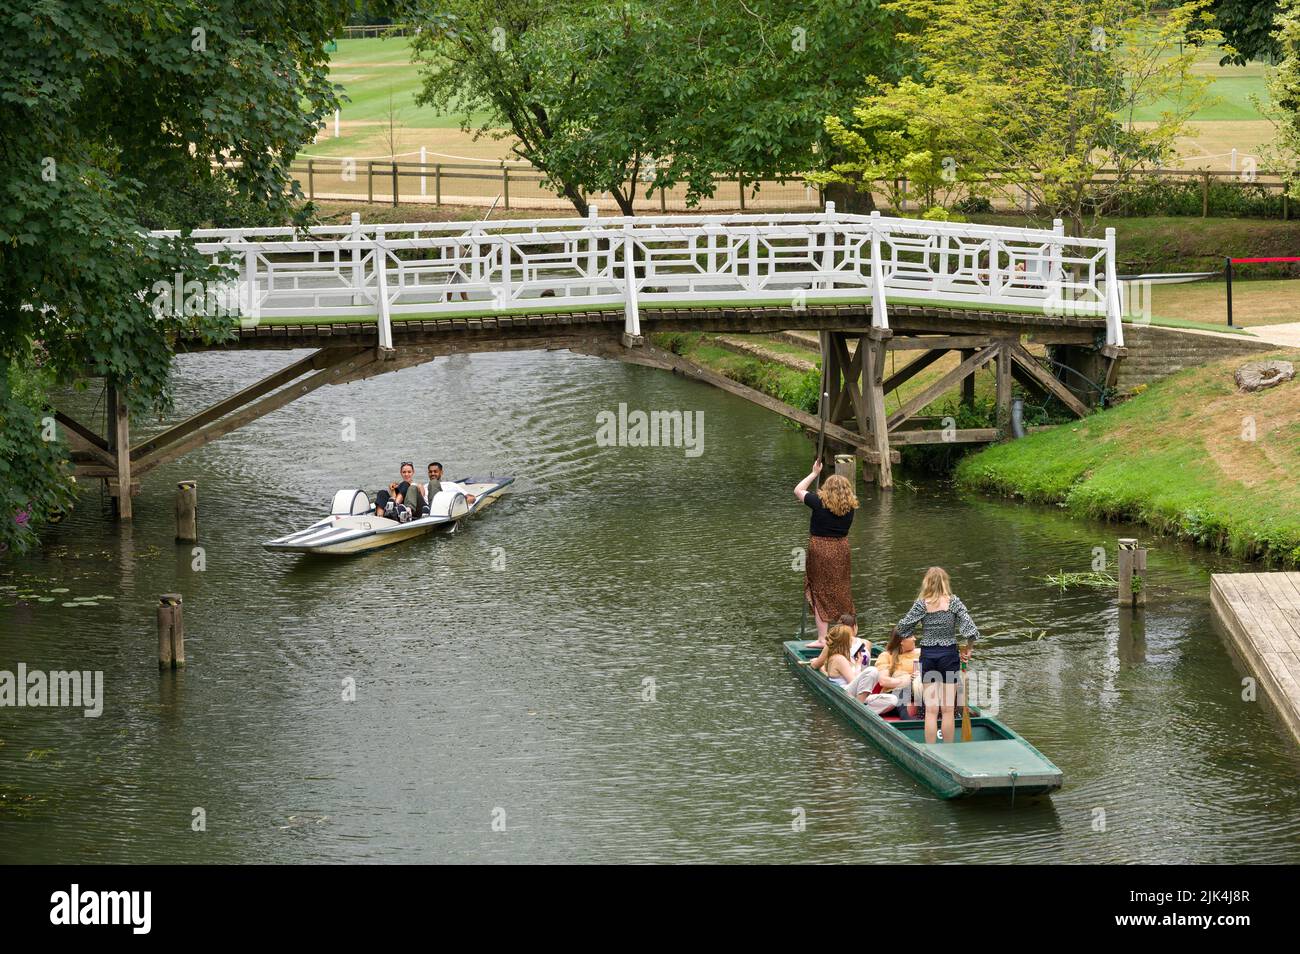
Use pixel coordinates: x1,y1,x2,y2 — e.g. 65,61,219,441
955,351,1300,564
655,333,822,414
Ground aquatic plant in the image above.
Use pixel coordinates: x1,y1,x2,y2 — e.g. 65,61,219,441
1040,569,1118,591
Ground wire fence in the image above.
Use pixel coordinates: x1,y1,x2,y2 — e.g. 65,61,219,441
283,157,1300,219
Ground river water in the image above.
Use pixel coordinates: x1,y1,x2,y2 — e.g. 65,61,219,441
2,348,1299,863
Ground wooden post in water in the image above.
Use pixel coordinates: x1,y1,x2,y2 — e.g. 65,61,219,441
176,480,198,542
834,454,856,486
1117,537,1147,608
107,382,134,520
157,594,185,668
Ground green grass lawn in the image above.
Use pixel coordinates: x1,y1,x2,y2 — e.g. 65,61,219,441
1135,70,1267,123
1146,278,1300,330
327,37,462,128
955,348,1300,564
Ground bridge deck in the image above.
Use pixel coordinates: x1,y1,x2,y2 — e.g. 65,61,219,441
167,206,1126,350
181,301,1106,352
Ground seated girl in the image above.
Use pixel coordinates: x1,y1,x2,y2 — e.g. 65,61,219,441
809,623,859,688
873,628,924,717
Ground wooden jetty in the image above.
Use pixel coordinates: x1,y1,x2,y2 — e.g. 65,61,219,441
1210,572,1300,747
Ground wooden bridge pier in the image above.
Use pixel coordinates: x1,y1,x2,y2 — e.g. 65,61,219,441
58,346,447,517
815,323,1098,488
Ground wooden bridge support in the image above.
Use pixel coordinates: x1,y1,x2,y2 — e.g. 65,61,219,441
61,346,444,512
816,329,1098,487
98,383,136,520
578,339,901,473
51,304,1118,518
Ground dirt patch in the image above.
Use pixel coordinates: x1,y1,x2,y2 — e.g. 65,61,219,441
1200,361,1300,487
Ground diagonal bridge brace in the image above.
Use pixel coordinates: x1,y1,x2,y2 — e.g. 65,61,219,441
128,346,405,476
886,345,1000,432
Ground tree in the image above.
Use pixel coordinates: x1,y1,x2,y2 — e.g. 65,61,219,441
407,0,904,215
382,88,405,159
811,76,998,218
1194,1,1280,65
883,0,1219,236
1260,0,1300,192
0,1,350,553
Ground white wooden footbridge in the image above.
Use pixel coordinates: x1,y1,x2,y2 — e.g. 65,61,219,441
63,204,1125,512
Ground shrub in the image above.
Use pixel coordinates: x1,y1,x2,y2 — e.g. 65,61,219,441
1106,175,1285,219
954,195,994,215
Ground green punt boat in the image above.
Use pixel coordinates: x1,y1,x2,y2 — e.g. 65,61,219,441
783,640,1063,800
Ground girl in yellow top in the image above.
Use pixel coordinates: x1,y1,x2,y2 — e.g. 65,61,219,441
873,627,922,715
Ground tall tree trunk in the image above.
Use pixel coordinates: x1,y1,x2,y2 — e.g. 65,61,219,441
611,186,635,216
823,179,876,213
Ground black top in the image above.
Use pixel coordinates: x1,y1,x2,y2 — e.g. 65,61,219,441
804,491,853,538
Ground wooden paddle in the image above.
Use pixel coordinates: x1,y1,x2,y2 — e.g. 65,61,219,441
960,642,973,742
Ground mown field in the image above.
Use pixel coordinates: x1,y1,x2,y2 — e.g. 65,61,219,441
320,33,1278,166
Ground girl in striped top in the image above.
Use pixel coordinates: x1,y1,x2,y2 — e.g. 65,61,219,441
896,567,978,744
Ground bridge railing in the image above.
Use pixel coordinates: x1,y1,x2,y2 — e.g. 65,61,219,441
159,204,1124,347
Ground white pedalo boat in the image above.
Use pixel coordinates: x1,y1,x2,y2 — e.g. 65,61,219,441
263,476,514,556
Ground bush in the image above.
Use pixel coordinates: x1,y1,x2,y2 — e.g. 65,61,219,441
781,368,823,416
954,195,994,215
1106,175,1285,219
0,357,77,554
656,332,697,356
